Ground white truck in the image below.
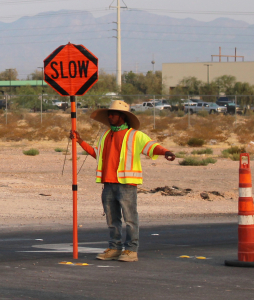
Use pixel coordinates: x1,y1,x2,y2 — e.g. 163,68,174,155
131,102,155,112
131,101,170,112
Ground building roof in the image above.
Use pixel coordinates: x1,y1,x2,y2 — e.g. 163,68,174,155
0,80,48,87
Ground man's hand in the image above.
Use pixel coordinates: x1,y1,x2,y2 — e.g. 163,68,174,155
165,151,176,161
69,130,83,144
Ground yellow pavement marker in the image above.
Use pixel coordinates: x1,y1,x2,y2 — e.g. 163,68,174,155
59,261,73,265
58,261,90,266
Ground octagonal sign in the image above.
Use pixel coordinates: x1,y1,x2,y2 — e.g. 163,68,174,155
44,43,98,96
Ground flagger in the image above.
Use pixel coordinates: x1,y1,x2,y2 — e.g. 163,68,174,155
70,100,175,262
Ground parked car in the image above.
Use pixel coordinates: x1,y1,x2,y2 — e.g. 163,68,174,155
184,102,227,114
52,99,69,110
0,99,10,109
171,99,195,111
224,103,243,115
131,102,154,112
216,97,231,106
189,99,202,103
154,101,171,110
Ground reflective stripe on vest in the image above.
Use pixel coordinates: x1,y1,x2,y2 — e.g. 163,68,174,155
97,130,109,162
125,129,137,171
96,170,102,178
142,140,158,156
118,171,142,179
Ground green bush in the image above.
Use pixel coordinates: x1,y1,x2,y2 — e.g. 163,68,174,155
175,151,187,158
221,146,246,159
23,148,39,156
179,157,217,166
187,138,205,147
204,157,217,164
54,147,65,152
191,148,213,155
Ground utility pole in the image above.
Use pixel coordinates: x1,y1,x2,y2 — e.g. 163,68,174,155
204,64,212,84
110,0,127,90
37,67,44,124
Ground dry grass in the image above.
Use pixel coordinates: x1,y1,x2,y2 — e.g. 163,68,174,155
234,116,254,144
0,111,101,142
0,111,252,148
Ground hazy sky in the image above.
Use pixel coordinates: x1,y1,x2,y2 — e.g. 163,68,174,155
1,0,254,24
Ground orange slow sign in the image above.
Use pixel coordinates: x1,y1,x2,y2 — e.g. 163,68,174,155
44,43,98,96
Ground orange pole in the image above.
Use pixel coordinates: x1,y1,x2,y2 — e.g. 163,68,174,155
70,95,78,259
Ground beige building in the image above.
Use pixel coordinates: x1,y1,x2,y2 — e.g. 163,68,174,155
162,61,254,93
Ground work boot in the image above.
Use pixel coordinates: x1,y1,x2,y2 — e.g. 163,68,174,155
96,248,122,261
118,250,138,262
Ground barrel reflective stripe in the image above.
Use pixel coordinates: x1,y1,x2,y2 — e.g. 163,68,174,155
118,171,142,178
142,140,157,156
239,188,253,197
125,129,137,170
239,215,254,225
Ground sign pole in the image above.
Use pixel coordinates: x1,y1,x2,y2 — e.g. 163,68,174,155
70,95,78,259
43,43,98,261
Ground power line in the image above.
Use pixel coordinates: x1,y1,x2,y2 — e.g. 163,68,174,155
128,8,254,16
121,30,254,38
122,37,254,45
121,22,252,29
2,29,254,40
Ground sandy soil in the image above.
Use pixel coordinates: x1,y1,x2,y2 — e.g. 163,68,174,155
0,138,245,231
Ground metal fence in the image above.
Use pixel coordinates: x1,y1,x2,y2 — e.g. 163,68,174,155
1,93,254,128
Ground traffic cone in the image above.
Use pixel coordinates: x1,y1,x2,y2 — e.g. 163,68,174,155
225,153,254,267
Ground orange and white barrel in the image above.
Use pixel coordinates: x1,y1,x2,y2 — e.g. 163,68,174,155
238,153,254,262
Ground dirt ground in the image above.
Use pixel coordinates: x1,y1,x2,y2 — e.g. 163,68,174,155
0,136,246,231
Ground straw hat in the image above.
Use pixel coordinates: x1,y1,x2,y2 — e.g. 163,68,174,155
90,100,140,130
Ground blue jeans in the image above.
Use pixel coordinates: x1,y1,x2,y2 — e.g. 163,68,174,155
102,183,139,252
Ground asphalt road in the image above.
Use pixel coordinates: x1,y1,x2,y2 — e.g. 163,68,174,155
0,222,252,300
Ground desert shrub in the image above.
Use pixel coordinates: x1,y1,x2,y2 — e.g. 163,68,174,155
204,157,217,164
23,148,39,156
54,147,65,152
221,146,246,160
175,151,187,158
179,157,217,166
191,148,213,155
187,138,205,147
222,146,246,157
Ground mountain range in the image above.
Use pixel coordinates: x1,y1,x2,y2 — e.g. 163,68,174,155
0,9,253,79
